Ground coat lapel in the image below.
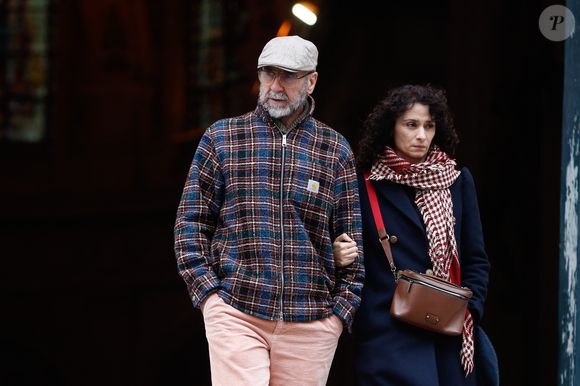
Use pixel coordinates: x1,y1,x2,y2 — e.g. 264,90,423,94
372,180,426,232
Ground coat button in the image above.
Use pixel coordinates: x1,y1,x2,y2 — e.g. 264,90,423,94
389,235,398,244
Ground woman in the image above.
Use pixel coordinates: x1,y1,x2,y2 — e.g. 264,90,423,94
334,84,490,385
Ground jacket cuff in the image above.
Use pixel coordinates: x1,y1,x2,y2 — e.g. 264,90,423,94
332,296,357,333
189,272,220,308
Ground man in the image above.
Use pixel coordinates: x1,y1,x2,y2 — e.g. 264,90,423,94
174,35,364,386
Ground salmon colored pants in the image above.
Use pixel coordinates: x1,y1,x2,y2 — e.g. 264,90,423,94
201,293,343,386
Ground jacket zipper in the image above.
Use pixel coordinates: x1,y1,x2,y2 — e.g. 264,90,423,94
279,133,287,320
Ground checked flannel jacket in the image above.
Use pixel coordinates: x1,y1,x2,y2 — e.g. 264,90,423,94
174,98,364,330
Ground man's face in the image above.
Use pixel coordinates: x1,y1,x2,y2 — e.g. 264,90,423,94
257,66,318,123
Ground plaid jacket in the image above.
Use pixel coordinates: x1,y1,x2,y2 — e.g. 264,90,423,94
174,100,364,329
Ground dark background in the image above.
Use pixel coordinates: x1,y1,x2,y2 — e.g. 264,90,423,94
0,1,563,385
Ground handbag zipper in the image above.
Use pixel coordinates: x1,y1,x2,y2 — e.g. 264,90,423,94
400,276,470,301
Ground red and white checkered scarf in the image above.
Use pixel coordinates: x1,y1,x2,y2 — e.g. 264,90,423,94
368,145,475,375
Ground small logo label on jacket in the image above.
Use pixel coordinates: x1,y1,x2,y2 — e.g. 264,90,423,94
307,179,319,193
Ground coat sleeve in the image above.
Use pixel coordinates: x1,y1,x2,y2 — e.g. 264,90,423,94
331,148,365,332
174,128,224,308
459,167,490,322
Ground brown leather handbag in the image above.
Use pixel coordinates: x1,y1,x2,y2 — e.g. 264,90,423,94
364,176,473,336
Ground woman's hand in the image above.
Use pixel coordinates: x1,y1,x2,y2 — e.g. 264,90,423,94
333,233,358,267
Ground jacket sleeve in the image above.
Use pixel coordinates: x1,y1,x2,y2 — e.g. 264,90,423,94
174,128,224,308
459,167,490,322
331,148,365,332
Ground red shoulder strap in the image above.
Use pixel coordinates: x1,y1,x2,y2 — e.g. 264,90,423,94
363,172,397,277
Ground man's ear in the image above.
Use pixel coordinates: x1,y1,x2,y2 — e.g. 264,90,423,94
307,72,318,94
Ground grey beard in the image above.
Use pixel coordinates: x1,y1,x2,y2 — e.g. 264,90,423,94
259,83,309,119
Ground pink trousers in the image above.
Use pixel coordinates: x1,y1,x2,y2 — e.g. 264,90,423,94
201,293,343,386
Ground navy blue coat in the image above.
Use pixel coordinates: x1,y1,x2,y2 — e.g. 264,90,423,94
353,167,490,386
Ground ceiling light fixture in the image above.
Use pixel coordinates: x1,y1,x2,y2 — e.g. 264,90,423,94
292,2,318,26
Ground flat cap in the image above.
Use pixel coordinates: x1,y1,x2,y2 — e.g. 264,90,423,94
257,35,318,72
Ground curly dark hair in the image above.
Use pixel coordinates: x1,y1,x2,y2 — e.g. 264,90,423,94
356,84,459,172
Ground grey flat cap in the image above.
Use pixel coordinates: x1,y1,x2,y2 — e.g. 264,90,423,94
257,35,318,72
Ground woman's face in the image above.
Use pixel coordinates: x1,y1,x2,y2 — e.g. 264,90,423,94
392,103,436,164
